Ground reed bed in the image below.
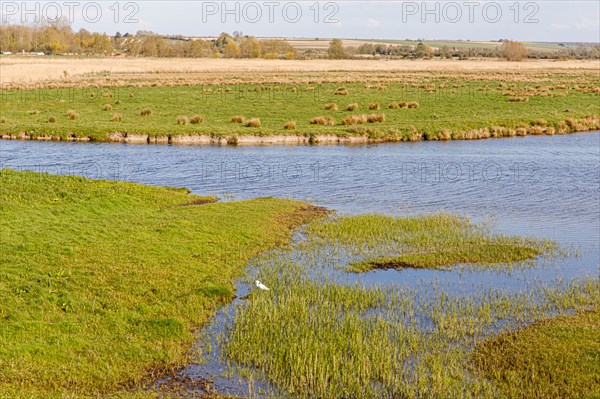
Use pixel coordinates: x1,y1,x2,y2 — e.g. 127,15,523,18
216,214,596,399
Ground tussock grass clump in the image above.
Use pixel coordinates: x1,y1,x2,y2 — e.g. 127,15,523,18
231,115,245,123
407,101,420,109
244,118,261,128
368,103,380,110
346,103,359,111
190,115,205,124
473,311,600,399
324,103,338,111
140,108,152,117
399,101,409,108
284,121,297,130
103,104,112,111
367,113,386,123
509,96,529,102
103,92,113,98
335,87,348,96
48,115,56,123
112,113,122,122
29,110,40,115
66,110,79,120
341,114,368,125
310,116,335,126
388,102,400,109
176,115,189,125
1,117,7,123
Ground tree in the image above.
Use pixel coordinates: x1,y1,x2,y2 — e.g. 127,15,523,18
239,37,261,58
186,39,213,58
502,41,528,61
328,39,347,59
223,41,240,58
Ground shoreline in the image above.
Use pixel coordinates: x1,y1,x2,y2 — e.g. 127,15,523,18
2,119,598,146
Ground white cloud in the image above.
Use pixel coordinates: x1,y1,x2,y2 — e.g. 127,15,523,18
575,17,600,31
366,18,380,29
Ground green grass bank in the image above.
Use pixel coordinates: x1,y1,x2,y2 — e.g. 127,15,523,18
0,169,325,398
1,77,599,144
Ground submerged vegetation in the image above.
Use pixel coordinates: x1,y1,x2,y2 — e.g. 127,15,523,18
307,214,554,272
218,214,598,398
0,170,325,398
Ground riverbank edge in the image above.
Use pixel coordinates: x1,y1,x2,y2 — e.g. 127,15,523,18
2,116,599,146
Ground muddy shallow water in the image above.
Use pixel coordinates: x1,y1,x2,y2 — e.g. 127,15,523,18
2,132,598,397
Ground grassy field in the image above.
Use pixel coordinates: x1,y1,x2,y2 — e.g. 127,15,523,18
223,214,599,398
1,67,599,143
0,169,325,398
474,311,600,399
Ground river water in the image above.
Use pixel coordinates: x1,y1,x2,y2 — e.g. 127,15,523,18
1,132,599,396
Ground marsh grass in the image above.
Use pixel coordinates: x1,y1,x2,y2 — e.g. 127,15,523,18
221,214,596,399
0,170,322,399
2,78,598,142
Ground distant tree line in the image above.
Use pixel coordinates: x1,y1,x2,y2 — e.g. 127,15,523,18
353,39,599,61
1,22,598,61
0,22,297,59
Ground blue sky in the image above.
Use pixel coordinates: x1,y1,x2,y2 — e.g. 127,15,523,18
3,1,599,42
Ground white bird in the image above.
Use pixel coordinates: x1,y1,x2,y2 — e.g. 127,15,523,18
255,280,270,291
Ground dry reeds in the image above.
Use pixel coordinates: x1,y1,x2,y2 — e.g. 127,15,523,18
367,114,386,123
190,115,205,124
66,110,79,120
245,118,261,127
310,116,335,126
341,114,368,125
284,121,297,130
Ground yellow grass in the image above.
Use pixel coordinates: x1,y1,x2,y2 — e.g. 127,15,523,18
1,57,598,84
